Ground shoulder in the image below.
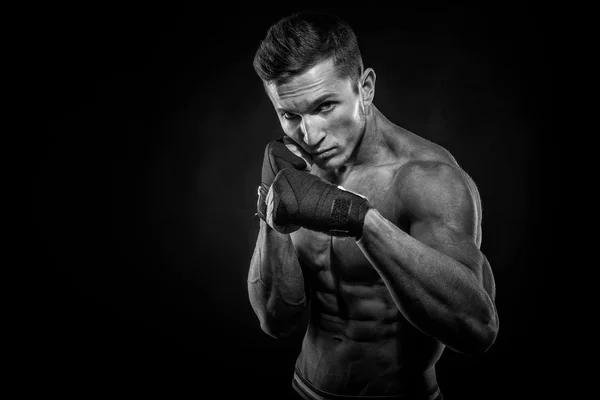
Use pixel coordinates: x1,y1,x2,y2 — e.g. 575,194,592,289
383,127,480,220
393,159,480,226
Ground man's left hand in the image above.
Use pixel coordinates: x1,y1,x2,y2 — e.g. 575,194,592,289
264,168,372,238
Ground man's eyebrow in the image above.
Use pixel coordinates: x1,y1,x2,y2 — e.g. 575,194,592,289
277,93,337,113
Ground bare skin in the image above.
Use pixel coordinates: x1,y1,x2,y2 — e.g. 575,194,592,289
248,60,498,397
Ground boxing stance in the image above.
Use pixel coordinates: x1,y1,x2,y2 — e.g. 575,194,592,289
248,11,498,400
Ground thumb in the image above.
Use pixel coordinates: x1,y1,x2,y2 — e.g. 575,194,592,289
283,136,313,171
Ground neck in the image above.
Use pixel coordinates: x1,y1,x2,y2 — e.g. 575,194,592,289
322,105,391,182
351,105,387,166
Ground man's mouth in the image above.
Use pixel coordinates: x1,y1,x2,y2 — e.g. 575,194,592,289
312,148,335,158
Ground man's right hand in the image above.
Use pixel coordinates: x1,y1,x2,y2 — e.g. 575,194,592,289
257,136,312,222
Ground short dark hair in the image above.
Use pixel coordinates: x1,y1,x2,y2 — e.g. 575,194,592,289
253,11,364,88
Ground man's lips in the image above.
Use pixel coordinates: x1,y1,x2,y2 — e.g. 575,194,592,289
311,147,335,157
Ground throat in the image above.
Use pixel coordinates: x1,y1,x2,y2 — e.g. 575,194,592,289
322,165,351,185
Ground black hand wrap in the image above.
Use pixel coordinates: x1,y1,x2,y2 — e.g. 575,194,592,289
269,168,372,238
257,138,308,221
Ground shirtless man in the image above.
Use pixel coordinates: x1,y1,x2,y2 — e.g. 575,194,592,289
248,11,499,400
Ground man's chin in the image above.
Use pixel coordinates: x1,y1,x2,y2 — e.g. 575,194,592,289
312,153,345,171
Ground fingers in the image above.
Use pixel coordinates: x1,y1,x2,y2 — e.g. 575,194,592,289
282,136,313,171
265,183,300,234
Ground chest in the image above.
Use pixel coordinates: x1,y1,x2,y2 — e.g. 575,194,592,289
289,168,408,284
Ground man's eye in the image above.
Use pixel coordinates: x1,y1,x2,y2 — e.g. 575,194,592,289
282,112,298,120
318,102,335,112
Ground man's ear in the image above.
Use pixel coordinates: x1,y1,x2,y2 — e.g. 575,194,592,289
360,68,376,106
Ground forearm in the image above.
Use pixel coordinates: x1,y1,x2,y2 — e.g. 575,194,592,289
356,209,497,353
248,219,307,338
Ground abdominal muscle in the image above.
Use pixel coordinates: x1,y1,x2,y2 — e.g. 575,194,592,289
291,230,445,396
296,283,444,396
289,159,448,396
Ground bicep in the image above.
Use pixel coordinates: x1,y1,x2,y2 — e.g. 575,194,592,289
403,162,490,286
410,218,486,283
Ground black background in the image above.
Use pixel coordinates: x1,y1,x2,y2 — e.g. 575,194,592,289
27,3,551,399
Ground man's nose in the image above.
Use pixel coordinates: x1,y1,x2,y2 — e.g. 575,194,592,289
300,115,325,147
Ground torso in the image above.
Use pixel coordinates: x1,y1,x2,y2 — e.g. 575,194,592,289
289,127,457,396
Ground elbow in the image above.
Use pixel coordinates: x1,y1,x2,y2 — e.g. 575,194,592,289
248,285,308,339
258,313,302,339
466,299,500,354
473,319,499,354
481,307,500,351
259,319,292,339
466,313,500,355
450,312,499,355
254,302,307,339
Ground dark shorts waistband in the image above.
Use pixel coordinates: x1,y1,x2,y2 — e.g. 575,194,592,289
292,367,441,400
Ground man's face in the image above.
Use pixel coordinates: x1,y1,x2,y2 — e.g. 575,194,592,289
265,59,366,170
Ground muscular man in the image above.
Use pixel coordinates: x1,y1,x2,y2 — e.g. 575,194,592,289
248,11,498,400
